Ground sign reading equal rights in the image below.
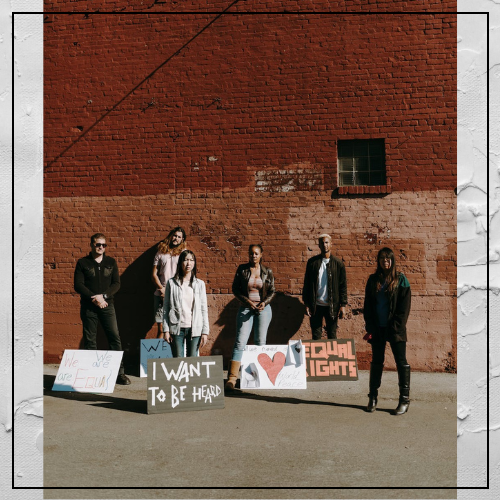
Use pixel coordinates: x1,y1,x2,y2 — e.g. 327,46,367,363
302,339,358,381
147,356,224,414
52,349,123,393
240,341,307,389
139,339,173,377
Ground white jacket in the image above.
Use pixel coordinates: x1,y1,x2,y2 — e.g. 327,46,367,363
162,277,209,337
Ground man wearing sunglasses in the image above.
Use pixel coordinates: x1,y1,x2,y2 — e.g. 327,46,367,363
74,232,131,385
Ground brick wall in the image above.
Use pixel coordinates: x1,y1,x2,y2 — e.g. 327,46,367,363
44,1,457,14
44,13,457,372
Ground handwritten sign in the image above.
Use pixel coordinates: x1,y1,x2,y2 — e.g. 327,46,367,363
52,350,123,393
302,339,358,381
140,339,173,377
147,356,224,414
240,341,307,389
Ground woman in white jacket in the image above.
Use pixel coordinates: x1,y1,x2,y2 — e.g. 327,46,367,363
162,250,209,357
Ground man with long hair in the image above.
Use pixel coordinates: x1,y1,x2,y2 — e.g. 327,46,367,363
152,227,187,338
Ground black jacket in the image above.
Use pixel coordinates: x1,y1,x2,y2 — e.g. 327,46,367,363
232,263,276,307
74,253,120,304
302,254,348,317
363,272,411,342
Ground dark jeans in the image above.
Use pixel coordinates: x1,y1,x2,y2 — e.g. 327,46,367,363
80,302,125,375
171,328,201,358
310,305,338,339
371,335,408,367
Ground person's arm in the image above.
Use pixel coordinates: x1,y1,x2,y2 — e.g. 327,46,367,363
199,281,209,348
152,265,165,297
162,280,172,343
302,260,312,316
232,266,255,308
152,265,162,288
260,268,276,309
74,260,95,299
363,277,377,335
389,276,411,335
338,262,348,319
103,259,120,298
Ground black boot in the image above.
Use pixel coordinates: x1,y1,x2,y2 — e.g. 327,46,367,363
393,364,410,415
366,363,383,412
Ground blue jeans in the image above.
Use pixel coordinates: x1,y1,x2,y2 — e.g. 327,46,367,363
231,304,272,362
171,327,201,358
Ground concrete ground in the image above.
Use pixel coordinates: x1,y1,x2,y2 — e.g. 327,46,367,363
43,365,457,499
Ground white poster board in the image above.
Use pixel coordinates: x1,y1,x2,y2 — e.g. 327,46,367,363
52,350,123,393
140,339,173,377
240,341,307,389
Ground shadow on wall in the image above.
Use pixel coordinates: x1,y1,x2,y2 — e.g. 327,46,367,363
211,293,306,368
114,244,158,375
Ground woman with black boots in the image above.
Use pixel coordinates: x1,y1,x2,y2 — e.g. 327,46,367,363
363,247,412,415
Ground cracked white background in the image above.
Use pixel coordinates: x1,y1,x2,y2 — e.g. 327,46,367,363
3,1,499,499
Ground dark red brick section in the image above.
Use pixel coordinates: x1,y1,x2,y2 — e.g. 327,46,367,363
44,1,457,14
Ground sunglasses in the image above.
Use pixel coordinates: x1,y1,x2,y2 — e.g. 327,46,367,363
94,243,107,248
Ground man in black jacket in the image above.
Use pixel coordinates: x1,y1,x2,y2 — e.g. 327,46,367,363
302,234,348,339
74,233,130,385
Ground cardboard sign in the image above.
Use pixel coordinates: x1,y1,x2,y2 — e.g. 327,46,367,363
52,350,123,393
240,341,307,389
147,356,224,414
140,339,173,377
302,339,358,381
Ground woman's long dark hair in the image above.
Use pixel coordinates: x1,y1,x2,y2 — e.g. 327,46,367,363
375,247,398,292
174,250,197,286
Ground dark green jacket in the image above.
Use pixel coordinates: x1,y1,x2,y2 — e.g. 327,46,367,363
363,272,411,342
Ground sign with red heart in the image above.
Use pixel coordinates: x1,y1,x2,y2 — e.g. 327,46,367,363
240,342,307,389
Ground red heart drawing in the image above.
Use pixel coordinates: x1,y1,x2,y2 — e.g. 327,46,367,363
257,352,286,385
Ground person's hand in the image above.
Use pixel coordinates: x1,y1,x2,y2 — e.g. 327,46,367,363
338,306,346,319
256,302,265,312
200,334,208,348
160,286,165,298
305,306,311,317
164,331,172,343
91,295,107,308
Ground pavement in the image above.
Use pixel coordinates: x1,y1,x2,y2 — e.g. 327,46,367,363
43,364,457,500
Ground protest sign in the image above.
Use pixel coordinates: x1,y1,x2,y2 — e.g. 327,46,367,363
147,356,224,414
302,339,358,381
52,350,123,393
240,341,307,389
140,339,173,377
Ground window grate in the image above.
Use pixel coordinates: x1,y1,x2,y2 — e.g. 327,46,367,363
338,139,386,186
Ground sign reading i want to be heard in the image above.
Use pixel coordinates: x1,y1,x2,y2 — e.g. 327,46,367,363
52,350,123,393
302,339,358,381
147,356,224,414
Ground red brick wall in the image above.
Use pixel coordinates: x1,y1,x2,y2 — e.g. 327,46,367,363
44,13,457,372
44,1,457,14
